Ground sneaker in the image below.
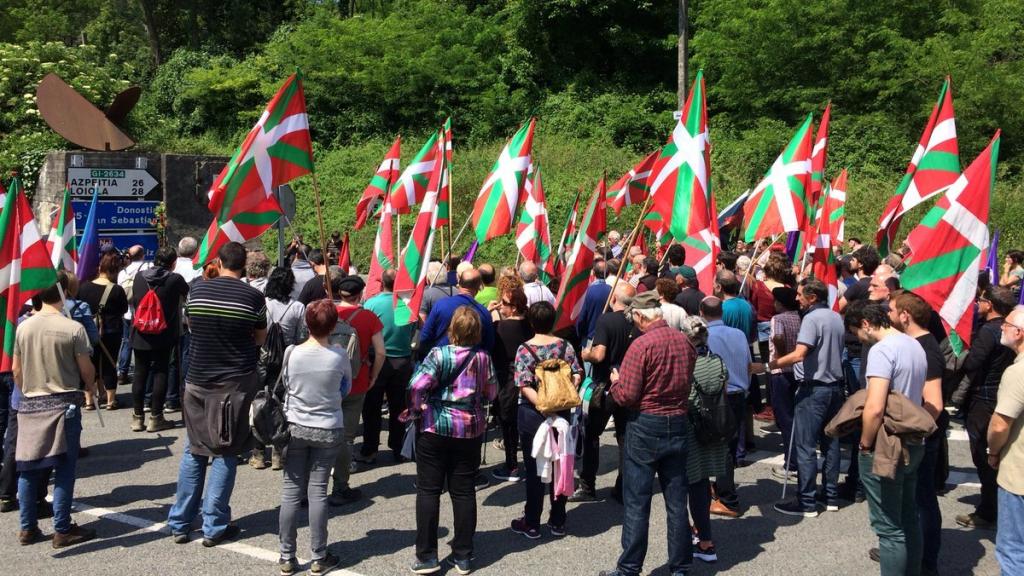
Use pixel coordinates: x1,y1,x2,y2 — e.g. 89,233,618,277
567,488,599,503
709,498,740,518
491,466,521,482
52,524,97,548
474,473,489,491
753,407,775,422
201,524,240,547
310,552,341,576
328,488,363,507
773,499,819,518
279,557,299,576
18,526,46,545
868,547,880,563
771,467,797,481
249,454,268,469
447,556,473,575
694,544,718,563
410,558,441,574
172,531,190,544
271,451,283,470
955,512,996,530
510,517,541,540
547,523,566,537
164,403,180,413
0,498,17,513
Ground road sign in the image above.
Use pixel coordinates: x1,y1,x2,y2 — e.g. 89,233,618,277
278,184,296,220
91,231,160,260
72,200,158,231
67,167,159,198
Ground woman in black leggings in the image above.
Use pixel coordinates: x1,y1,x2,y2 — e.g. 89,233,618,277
128,247,188,433
78,252,129,409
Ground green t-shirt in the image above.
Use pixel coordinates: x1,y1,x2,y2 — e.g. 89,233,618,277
363,292,414,358
475,286,499,307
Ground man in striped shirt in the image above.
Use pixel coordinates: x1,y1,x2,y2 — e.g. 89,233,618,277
167,242,267,547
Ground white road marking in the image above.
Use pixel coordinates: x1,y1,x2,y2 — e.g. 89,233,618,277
73,502,369,576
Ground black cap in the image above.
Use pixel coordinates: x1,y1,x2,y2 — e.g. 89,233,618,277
772,286,799,311
338,275,365,297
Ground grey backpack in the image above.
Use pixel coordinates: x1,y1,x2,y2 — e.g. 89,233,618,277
330,307,363,378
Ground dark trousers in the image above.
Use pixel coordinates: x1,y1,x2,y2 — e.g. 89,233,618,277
166,332,189,408
500,402,519,471
770,372,798,470
918,428,943,571
93,333,122,391
580,400,626,494
361,356,412,457
712,392,748,509
2,404,50,504
688,478,713,542
617,412,690,576
415,432,481,562
966,397,998,521
133,347,171,416
520,425,567,528
793,383,844,510
0,372,9,464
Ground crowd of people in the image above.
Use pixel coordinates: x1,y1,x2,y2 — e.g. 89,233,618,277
2,228,1024,576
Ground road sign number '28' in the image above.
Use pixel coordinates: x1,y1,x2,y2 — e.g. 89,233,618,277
67,167,159,198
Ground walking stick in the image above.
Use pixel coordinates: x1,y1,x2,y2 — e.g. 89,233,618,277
780,409,798,500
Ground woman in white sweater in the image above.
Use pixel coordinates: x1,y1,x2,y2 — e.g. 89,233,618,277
277,299,351,576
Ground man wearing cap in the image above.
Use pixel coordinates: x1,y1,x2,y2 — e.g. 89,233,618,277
674,267,705,316
329,275,386,506
600,292,695,576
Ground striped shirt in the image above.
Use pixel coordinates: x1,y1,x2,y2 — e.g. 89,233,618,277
409,345,498,438
186,276,267,384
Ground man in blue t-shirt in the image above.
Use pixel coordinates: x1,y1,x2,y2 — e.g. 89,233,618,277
576,260,612,345
418,267,494,354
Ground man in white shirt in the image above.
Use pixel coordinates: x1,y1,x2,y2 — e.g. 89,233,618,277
518,261,554,306
172,237,199,283
116,245,151,385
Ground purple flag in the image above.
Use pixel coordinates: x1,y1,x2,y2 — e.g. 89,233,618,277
986,228,1000,286
785,231,800,262
462,240,479,263
75,190,100,282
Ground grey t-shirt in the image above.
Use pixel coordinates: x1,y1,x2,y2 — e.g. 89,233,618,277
796,305,845,384
284,344,352,430
864,332,927,405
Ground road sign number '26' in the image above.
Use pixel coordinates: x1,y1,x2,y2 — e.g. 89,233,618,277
68,167,158,197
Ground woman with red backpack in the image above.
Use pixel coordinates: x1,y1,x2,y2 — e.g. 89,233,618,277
129,246,189,433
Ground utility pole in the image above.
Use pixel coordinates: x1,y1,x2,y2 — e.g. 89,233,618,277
677,0,689,109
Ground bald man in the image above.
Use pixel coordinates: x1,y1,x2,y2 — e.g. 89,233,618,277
417,267,495,354
519,261,555,306
573,282,640,502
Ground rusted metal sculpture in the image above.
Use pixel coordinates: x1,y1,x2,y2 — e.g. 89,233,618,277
36,73,139,151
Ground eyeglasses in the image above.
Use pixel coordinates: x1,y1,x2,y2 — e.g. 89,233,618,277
500,300,513,307
1002,321,1024,332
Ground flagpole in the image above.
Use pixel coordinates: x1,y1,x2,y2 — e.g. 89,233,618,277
602,193,654,315
309,173,334,301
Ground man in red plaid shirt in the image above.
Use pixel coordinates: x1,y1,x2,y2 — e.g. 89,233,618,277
600,292,696,576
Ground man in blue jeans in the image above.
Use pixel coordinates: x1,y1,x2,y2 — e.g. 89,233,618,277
167,242,267,547
13,273,98,547
599,292,696,576
770,278,846,517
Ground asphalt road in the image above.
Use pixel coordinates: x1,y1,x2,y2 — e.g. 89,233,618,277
1,400,1000,576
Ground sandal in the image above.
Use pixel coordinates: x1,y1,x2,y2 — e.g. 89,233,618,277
105,400,120,410
83,402,96,411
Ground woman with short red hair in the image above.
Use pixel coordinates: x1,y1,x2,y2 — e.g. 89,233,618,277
277,299,352,576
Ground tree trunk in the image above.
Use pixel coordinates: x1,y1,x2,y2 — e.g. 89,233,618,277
677,0,688,109
137,0,162,66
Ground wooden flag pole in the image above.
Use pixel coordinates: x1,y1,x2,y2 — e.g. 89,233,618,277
309,173,334,302
602,193,654,315
739,232,784,294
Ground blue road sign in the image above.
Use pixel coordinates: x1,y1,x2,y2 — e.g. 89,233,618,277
72,200,158,232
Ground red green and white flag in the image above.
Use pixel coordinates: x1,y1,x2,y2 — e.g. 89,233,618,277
392,166,443,326
901,131,1000,354
471,118,536,243
649,69,719,289
437,117,453,226
390,132,439,215
46,182,77,272
610,151,657,215
516,164,555,282
875,77,960,256
553,178,607,332
338,232,351,272
742,114,814,242
0,177,58,371
195,72,314,267
364,194,394,300
553,189,581,277
355,137,400,230
811,169,848,310
809,102,831,209
650,69,712,242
